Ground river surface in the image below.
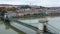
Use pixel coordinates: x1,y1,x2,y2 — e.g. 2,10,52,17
0,16,60,34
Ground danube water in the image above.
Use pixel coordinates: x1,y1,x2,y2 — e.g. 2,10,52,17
0,16,60,34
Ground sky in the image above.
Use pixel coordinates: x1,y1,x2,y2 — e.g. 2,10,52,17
0,0,60,7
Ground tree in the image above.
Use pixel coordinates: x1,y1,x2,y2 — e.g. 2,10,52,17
7,7,18,11
0,7,7,11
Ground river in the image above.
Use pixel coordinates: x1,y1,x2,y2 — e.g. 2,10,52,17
0,16,60,34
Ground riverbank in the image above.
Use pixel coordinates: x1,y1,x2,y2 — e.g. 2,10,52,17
12,15,60,20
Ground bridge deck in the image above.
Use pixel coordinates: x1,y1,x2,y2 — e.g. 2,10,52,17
12,20,38,31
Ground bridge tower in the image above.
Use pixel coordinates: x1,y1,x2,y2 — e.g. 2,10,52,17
38,18,48,34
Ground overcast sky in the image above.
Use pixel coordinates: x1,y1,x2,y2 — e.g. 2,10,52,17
0,0,60,7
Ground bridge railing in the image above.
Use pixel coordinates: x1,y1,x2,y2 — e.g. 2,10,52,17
47,24,60,34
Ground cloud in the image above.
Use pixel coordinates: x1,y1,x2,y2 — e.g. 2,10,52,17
40,0,60,7
0,0,60,7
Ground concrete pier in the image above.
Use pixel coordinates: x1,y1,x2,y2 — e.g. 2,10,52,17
4,13,10,22
38,18,48,34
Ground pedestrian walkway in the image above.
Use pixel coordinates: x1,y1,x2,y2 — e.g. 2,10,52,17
12,20,38,31
11,20,54,34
